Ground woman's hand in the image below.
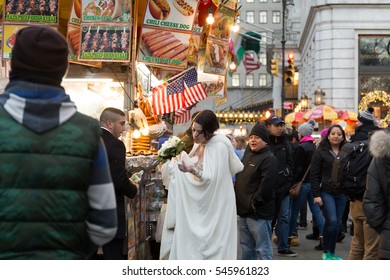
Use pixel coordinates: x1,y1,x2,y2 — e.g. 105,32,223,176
177,162,193,173
314,197,323,207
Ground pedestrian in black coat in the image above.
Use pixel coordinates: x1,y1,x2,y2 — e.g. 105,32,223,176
89,107,138,260
363,128,390,260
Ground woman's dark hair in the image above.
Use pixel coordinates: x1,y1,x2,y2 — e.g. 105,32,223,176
318,124,346,150
193,110,219,140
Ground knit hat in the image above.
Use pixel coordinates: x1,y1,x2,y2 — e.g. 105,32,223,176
10,26,69,87
358,107,375,125
250,123,269,143
320,128,329,139
298,122,314,136
307,119,316,127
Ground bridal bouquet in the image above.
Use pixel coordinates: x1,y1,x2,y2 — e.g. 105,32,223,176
157,136,185,163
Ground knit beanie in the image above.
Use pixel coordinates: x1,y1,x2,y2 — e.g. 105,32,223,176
298,122,314,136
250,123,269,143
320,128,329,139
358,107,375,125
10,26,69,87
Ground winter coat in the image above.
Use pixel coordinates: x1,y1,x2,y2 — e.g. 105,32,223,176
350,124,380,142
310,148,341,198
0,81,117,259
268,135,294,196
235,146,277,220
363,129,390,259
101,129,137,239
294,138,316,183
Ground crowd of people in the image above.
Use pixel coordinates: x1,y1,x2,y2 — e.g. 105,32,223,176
1,26,389,261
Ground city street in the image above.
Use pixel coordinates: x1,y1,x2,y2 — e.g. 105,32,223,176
273,224,353,260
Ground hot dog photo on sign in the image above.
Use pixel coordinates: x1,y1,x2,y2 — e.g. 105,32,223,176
139,27,191,68
204,39,228,75
144,0,198,32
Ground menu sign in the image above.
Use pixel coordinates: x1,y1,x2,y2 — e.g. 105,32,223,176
78,24,130,62
81,0,131,23
4,0,58,24
138,27,191,68
2,24,57,59
67,24,102,67
143,0,198,32
203,38,228,75
70,0,82,25
208,5,235,41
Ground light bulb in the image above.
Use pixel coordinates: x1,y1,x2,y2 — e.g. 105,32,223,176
231,23,239,32
132,129,141,139
140,127,149,136
206,13,214,24
229,61,236,70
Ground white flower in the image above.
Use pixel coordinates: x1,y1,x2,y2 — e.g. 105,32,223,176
157,136,186,163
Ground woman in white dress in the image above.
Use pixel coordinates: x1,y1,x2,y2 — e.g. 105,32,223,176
160,110,244,260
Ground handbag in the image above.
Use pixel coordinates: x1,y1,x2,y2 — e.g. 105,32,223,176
290,164,311,198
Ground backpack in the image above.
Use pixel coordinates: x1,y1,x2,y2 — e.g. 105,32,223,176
331,140,372,197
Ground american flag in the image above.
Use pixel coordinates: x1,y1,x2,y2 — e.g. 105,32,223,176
152,67,207,116
243,51,261,74
152,77,185,116
174,108,191,125
182,67,207,107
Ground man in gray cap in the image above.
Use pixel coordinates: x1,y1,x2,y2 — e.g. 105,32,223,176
0,26,117,259
265,115,296,257
235,123,278,259
348,107,381,260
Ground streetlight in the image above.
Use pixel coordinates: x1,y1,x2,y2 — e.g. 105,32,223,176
281,0,294,118
300,94,309,110
314,86,325,105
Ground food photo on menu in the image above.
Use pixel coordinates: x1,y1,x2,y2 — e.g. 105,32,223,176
78,24,130,62
144,0,198,32
203,39,228,75
138,27,191,68
208,4,236,41
81,0,131,22
149,0,195,20
4,0,59,23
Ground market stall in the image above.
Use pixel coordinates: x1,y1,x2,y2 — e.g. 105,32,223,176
1,0,241,260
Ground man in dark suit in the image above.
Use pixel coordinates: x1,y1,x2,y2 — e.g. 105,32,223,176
90,107,138,259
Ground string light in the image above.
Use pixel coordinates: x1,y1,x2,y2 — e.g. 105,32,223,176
231,22,239,32
229,61,236,71
358,90,390,127
132,129,141,139
206,13,214,24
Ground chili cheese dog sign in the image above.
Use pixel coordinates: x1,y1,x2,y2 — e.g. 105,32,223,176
143,0,198,32
138,27,191,68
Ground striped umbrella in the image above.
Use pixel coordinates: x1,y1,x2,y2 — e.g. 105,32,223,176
303,105,338,121
285,111,305,124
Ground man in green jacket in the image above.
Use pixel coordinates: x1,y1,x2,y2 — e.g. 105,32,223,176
0,26,117,259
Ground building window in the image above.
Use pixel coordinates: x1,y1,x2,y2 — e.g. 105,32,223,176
247,0,254,2
259,32,267,44
246,11,255,23
259,0,267,3
232,74,240,87
272,0,280,3
259,74,267,87
259,11,267,24
246,74,254,87
259,53,266,66
272,11,281,24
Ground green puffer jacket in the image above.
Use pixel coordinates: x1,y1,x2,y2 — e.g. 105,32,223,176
0,107,101,259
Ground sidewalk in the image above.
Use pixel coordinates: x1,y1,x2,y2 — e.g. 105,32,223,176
273,226,353,260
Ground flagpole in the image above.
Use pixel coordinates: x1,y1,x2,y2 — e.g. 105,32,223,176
281,0,294,118
281,0,287,118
